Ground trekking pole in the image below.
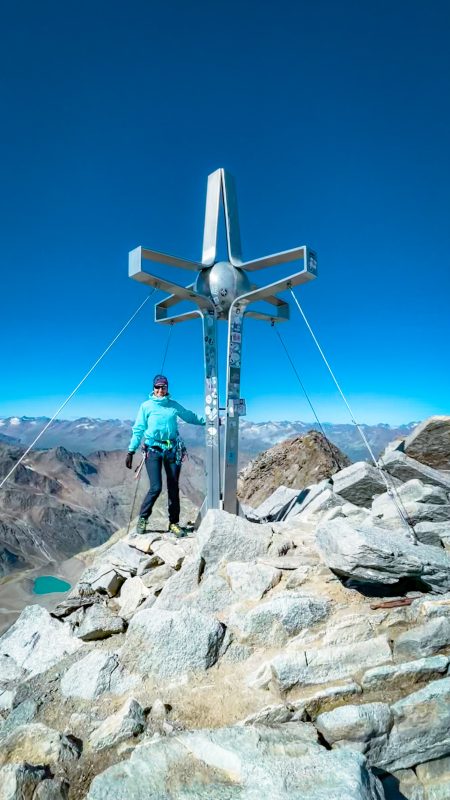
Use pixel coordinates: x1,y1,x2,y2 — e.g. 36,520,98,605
125,453,146,537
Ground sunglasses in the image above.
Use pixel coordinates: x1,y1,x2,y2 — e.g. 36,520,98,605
154,385,167,390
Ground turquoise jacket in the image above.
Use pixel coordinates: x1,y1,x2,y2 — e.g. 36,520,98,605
128,394,205,453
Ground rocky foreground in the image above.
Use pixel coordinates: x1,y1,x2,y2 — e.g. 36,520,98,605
1,416,450,798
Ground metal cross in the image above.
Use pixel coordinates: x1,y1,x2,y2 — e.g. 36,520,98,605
129,168,317,521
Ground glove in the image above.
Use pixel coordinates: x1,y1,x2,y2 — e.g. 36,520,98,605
125,452,134,469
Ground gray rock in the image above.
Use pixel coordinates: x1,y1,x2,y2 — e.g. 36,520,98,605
186,574,234,615
297,488,346,518
381,769,425,800
139,563,174,592
0,764,50,800
371,491,450,528
117,576,150,619
123,607,225,678
316,517,450,592
377,677,450,771
242,703,294,725
76,604,125,641
285,566,311,589
381,450,450,492
396,479,449,505
254,486,301,521
0,699,38,740
196,509,272,573
332,462,389,507
0,654,24,685
84,564,125,597
393,617,450,660
0,723,81,768
60,650,137,700
415,521,450,548
150,540,185,570
404,415,450,470
255,634,392,692
86,723,385,800
153,556,203,610
416,754,450,798
362,655,449,691
290,682,363,720
106,541,148,574
0,605,82,679
89,697,145,751
226,561,281,600
315,702,393,754
257,555,308,570
127,531,162,553
33,778,70,800
285,479,333,519
230,592,330,647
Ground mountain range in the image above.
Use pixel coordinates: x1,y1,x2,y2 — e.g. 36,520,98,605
0,415,418,462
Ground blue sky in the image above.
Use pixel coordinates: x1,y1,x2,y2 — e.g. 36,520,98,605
1,0,449,425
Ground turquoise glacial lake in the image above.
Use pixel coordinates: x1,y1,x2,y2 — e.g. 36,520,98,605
33,576,71,595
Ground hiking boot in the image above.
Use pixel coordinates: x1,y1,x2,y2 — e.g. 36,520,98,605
168,522,186,538
136,516,147,534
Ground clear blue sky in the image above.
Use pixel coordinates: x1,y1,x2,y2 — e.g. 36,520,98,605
1,0,449,425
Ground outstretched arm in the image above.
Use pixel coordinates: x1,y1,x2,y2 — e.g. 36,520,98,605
128,404,147,451
175,402,205,426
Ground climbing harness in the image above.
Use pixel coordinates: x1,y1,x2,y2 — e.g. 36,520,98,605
0,291,155,490
288,288,418,545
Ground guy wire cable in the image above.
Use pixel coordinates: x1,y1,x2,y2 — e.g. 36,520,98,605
289,288,418,544
0,290,155,490
272,324,344,471
160,321,174,373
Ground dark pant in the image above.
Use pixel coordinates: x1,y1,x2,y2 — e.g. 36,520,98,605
139,449,181,524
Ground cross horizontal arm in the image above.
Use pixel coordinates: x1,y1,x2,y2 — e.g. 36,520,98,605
239,266,316,304
240,245,307,272
155,309,202,325
129,248,213,309
245,309,289,322
130,245,204,273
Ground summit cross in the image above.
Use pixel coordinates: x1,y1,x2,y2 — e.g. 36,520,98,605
129,168,317,520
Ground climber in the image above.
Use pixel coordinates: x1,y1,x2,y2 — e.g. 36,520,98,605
125,374,205,536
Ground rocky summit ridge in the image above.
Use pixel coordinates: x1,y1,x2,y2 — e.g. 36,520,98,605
1,416,450,798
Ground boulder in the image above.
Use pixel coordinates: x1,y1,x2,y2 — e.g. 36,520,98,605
34,777,70,800
82,564,125,597
150,540,185,570
403,415,450,470
381,450,450,492
60,650,137,700
285,479,333,519
252,634,392,692
197,509,273,573
0,699,38,740
291,682,363,720
139,563,174,592
377,677,450,771
253,486,301,521
0,723,81,767
0,606,82,680
86,723,384,800
415,521,450,548
362,655,449,691
393,617,450,660
416,754,450,798
315,702,393,754
229,592,330,647
89,698,145,751
106,541,149,574
295,487,345,519
395,478,449,505
76,604,125,641
0,764,50,800
332,462,389,507
316,517,450,592
152,557,203,611
117,576,150,620
226,561,281,601
122,607,225,678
